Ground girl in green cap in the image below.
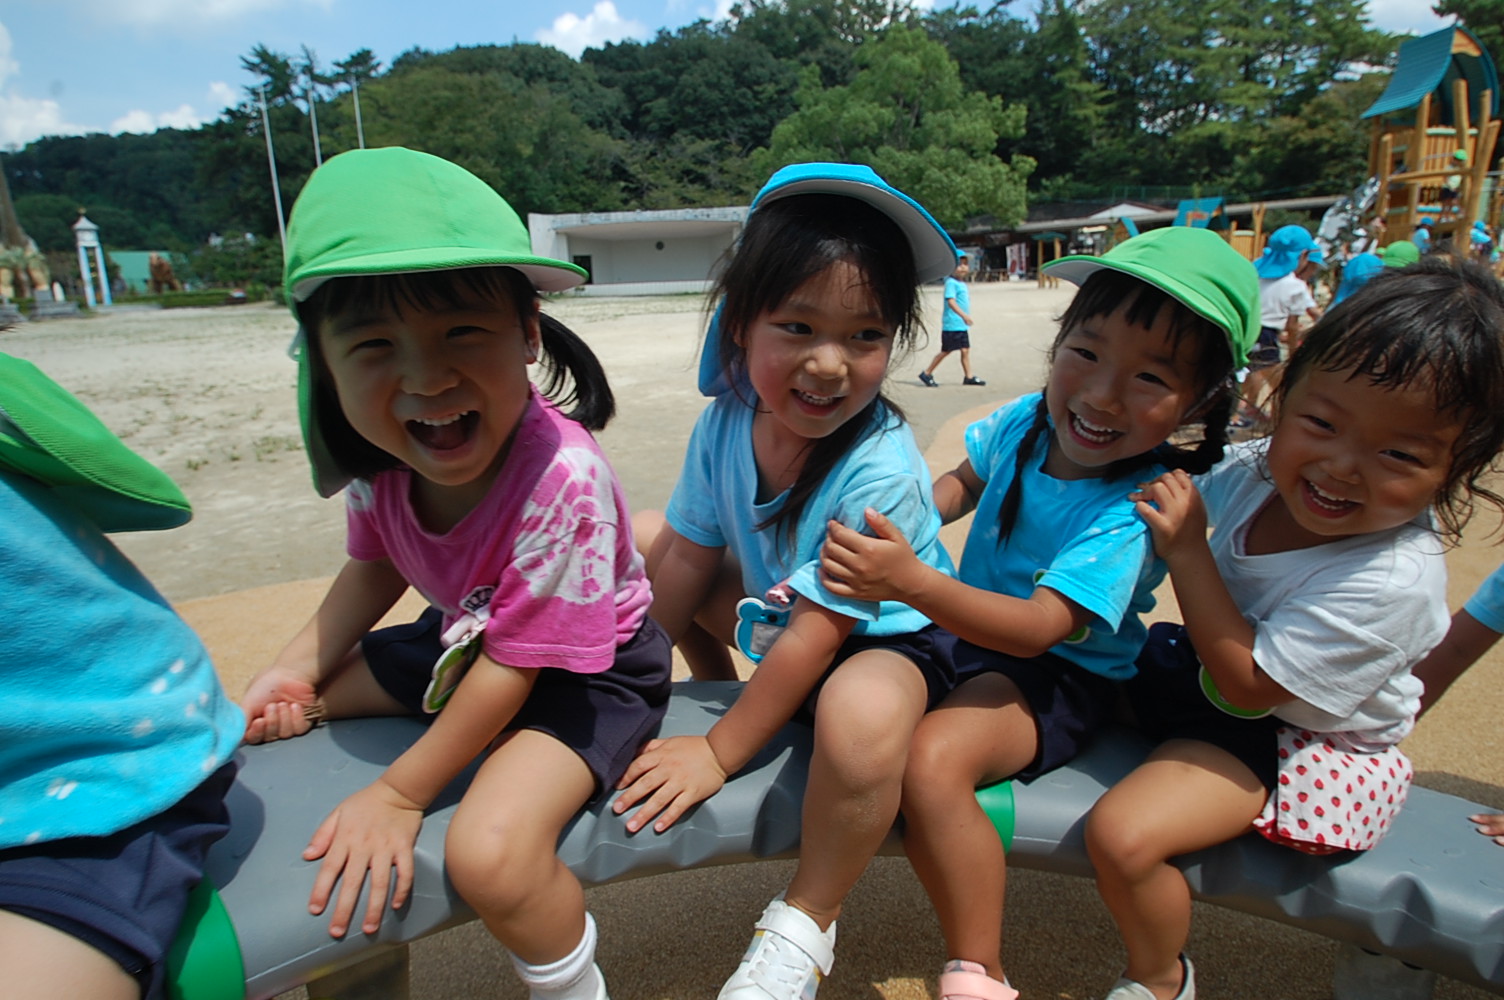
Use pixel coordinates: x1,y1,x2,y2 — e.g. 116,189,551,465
240,148,671,1000
1087,254,1504,999
819,226,1254,1000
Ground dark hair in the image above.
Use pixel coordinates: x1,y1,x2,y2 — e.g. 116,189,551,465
996,269,1237,541
1274,253,1504,540
297,265,613,483
710,192,925,549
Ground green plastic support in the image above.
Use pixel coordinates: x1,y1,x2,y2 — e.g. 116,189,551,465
164,879,246,1000
976,779,1016,852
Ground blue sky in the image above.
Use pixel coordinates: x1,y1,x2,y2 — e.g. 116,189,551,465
1,0,1454,150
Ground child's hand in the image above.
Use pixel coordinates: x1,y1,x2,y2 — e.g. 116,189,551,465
612,735,727,834
1471,813,1504,846
820,508,921,602
241,666,321,744
1130,469,1208,561
304,779,425,937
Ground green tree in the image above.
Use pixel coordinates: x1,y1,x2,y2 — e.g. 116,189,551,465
755,22,1032,225
729,0,920,86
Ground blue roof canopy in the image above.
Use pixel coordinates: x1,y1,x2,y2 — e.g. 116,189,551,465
1362,26,1499,122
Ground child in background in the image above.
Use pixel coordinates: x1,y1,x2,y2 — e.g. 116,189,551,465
0,352,242,1000
821,226,1255,1000
1087,254,1504,1000
619,163,958,1000
1243,224,1323,429
239,148,670,1000
1413,563,1504,846
919,254,986,387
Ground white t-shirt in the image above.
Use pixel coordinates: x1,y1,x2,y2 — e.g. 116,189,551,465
1258,272,1315,331
1199,443,1449,744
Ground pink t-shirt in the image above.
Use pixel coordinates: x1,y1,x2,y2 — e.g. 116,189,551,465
346,391,651,674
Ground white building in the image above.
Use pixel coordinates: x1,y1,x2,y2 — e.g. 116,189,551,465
529,206,747,296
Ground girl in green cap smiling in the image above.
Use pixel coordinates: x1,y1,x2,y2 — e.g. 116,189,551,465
240,148,671,1000
819,225,1256,1000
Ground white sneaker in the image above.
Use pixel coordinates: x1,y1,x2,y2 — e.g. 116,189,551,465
718,897,836,1000
1105,954,1195,1000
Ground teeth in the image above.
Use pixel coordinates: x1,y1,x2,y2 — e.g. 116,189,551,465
797,391,836,406
412,412,468,427
1072,413,1118,441
1308,481,1352,509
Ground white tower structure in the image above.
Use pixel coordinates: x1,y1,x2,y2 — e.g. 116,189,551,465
72,213,112,308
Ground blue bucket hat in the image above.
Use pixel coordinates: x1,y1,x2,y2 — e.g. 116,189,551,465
1333,252,1384,305
697,162,958,396
1253,225,1323,280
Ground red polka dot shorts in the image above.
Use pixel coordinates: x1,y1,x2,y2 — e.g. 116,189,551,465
1252,727,1413,855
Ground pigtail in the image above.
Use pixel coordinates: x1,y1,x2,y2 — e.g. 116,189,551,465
996,396,1051,542
534,312,615,432
1156,388,1235,477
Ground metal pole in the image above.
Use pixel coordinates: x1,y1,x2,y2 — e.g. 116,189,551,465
307,83,323,166
351,75,365,149
259,86,288,256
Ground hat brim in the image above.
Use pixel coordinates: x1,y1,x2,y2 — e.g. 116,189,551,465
753,169,958,284
290,255,586,304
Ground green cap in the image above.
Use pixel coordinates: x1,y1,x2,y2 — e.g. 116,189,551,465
284,147,587,496
1381,240,1421,268
0,352,190,532
1043,227,1260,369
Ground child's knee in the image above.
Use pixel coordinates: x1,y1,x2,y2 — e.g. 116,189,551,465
1084,799,1164,878
444,812,556,906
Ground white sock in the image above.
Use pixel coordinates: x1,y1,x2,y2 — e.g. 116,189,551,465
511,912,606,1000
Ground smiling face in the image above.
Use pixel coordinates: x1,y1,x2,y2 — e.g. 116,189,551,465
1043,295,1209,479
317,285,539,511
1260,366,1463,550
740,259,894,466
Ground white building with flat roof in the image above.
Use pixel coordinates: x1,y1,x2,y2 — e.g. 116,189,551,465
529,206,747,296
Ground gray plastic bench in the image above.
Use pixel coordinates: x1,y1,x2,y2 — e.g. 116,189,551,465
168,681,1504,999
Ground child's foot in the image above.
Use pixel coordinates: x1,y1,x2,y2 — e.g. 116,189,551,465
919,372,938,387
963,376,987,386
938,959,1018,1000
719,897,835,1000
1104,954,1195,1000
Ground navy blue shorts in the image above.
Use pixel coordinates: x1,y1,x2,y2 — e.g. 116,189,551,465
797,623,959,722
0,762,236,1000
940,328,971,352
937,631,1120,782
1124,622,1281,790
1249,325,1282,369
364,610,672,800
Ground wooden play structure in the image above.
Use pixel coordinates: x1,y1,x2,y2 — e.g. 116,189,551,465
1364,25,1500,249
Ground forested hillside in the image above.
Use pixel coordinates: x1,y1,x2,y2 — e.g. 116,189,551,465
2,0,1457,287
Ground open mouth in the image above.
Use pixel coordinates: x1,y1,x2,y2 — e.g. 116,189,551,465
407,411,479,452
1303,479,1358,516
1069,412,1122,447
793,389,841,412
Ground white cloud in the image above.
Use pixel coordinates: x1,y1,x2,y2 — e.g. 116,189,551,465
0,19,91,146
110,102,204,134
208,81,238,111
1366,0,1451,35
536,2,650,58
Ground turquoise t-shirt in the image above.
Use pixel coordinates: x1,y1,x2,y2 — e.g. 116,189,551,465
0,471,243,849
957,394,1166,679
667,394,953,635
943,276,970,332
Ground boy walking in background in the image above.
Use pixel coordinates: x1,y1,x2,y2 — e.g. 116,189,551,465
919,255,986,387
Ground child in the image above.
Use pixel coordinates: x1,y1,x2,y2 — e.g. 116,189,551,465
1413,563,1504,846
1243,224,1323,429
919,254,986,387
819,225,1255,1000
0,352,243,1000
617,163,959,999
239,147,671,1000
1086,253,1504,1000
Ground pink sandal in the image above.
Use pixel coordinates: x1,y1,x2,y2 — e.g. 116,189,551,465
938,959,1018,1000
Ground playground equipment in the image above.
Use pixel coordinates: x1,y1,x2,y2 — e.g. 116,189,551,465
1363,25,1500,251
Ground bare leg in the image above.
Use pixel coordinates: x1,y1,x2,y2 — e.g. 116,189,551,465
0,910,138,1000
1085,740,1267,1000
924,350,952,377
900,673,1039,982
444,729,596,964
959,347,974,380
784,650,930,928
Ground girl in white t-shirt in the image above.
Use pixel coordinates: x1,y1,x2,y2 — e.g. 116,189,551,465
1086,254,1504,1000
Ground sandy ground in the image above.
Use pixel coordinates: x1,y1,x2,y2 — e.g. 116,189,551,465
3,281,1501,999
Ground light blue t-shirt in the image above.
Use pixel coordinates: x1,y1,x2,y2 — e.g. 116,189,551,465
943,276,970,332
957,394,1166,679
0,471,243,850
666,394,953,636
1465,563,1504,634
